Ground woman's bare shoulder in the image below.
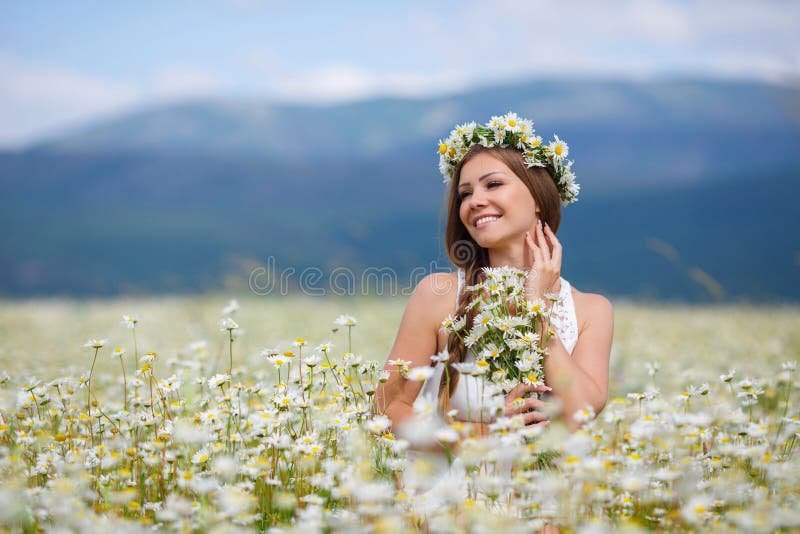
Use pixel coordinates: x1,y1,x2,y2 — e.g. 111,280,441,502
411,271,460,314
387,272,459,365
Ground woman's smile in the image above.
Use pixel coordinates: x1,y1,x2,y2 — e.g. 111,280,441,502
474,214,502,229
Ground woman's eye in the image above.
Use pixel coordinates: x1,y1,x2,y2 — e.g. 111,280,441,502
459,191,471,200
487,181,501,189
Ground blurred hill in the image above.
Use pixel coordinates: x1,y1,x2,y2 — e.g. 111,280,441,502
1,78,798,300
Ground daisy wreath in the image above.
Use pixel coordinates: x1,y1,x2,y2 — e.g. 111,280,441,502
437,111,580,206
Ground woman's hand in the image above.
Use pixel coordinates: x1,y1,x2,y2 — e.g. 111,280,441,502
524,220,562,301
504,382,552,425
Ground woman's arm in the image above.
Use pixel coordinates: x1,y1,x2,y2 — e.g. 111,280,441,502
374,273,454,429
525,222,614,430
542,293,614,430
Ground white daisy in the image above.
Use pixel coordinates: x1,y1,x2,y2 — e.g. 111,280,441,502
219,317,239,331
208,374,231,388
548,134,569,161
502,111,522,133
333,314,357,327
406,366,434,382
83,338,108,349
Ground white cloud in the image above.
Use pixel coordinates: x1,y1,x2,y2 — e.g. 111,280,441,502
1,0,797,147
411,0,800,81
266,63,472,104
0,54,226,147
150,65,226,100
0,52,139,147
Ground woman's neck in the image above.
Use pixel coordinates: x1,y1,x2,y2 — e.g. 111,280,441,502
487,242,531,270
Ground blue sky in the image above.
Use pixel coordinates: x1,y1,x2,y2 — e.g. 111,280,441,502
1,0,798,147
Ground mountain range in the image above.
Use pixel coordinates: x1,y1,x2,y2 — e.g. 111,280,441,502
1,77,798,300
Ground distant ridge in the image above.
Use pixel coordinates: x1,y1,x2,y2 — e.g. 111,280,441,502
2,77,799,299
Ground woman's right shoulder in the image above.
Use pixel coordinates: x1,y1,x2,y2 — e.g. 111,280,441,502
388,272,459,363
412,272,459,302
407,271,459,318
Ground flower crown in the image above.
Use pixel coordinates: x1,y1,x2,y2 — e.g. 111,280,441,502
437,112,580,206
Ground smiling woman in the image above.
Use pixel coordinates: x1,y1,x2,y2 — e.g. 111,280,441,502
375,112,614,444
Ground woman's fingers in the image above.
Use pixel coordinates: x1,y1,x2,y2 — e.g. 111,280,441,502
507,382,527,399
528,231,544,266
522,397,544,411
535,222,551,262
524,231,541,262
543,223,562,266
507,397,544,415
507,397,548,419
509,382,549,398
524,382,550,395
523,410,548,425
530,382,553,394
506,384,554,416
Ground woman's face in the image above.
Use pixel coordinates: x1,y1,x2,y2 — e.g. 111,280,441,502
457,152,538,249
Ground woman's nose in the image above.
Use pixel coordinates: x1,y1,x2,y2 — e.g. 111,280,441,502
467,191,488,208
469,195,486,211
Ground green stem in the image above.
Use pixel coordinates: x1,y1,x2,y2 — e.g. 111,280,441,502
90,389,121,434
131,328,139,377
348,325,353,354
88,347,99,445
772,375,793,452
120,357,128,411
298,346,305,403
228,330,234,376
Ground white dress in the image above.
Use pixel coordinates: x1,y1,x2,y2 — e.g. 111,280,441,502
418,269,579,422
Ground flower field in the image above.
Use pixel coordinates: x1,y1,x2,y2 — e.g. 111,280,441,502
0,295,798,532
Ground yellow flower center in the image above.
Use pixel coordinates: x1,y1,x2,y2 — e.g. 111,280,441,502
555,145,563,156
439,143,448,155
508,118,517,127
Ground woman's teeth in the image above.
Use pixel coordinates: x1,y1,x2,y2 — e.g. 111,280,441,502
475,216,500,228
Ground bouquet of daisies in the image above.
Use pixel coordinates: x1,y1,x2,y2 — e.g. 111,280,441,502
441,267,558,395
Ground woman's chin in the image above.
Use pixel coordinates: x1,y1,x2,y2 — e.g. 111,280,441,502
473,234,504,249
473,231,522,250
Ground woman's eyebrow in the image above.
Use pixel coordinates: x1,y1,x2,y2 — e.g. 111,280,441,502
458,171,504,190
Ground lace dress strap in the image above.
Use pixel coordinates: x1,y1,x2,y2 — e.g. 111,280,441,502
550,277,579,355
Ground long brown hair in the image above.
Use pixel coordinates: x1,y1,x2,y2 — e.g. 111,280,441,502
439,144,563,409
